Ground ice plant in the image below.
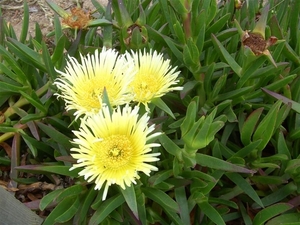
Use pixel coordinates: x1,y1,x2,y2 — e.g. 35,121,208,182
54,48,135,119
126,49,182,108
70,105,161,200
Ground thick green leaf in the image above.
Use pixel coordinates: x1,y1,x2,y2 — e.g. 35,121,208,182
36,122,73,149
148,170,173,186
56,184,84,202
226,173,263,208
21,133,38,157
46,0,69,18
181,170,216,183
211,74,227,100
89,194,125,225
206,13,231,39
51,35,66,64
19,91,47,114
175,186,191,225
169,0,188,15
0,81,28,93
253,203,294,225
159,133,182,157
246,75,297,100
74,186,97,225
215,86,253,102
173,21,186,44
203,28,238,49
181,97,199,136
40,189,64,211
230,140,261,159
43,195,79,225
240,108,264,146
266,213,300,225
194,193,225,225
182,107,225,150
211,34,242,76
6,38,46,71
277,130,291,159
0,157,11,166
142,187,179,213
209,197,238,209
120,185,138,219
152,98,175,119
253,101,282,151
0,61,27,85
19,0,29,43
196,153,255,174
87,18,112,27
42,42,57,81
252,182,297,209
55,195,80,223
262,88,300,114
15,164,81,177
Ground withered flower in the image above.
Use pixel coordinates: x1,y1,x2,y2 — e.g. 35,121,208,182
62,7,91,30
235,3,280,66
242,31,278,56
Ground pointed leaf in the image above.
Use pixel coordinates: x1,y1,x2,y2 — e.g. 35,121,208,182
55,196,80,223
36,122,73,149
19,91,47,114
120,185,138,219
253,203,294,225
151,98,175,119
142,187,179,213
226,173,263,208
194,193,225,225
39,189,64,211
196,153,255,174
56,184,84,202
16,164,81,177
175,187,191,225
43,195,79,225
211,34,242,76
74,186,97,225
253,101,282,151
262,88,300,113
159,133,182,157
89,194,125,225
240,108,264,146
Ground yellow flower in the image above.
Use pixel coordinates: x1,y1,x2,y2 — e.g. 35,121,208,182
126,49,182,108
54,48,135,119
70,105,161,200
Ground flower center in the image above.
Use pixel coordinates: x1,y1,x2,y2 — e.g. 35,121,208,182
132,75,160,100
99,135,133,169
74,78,103,111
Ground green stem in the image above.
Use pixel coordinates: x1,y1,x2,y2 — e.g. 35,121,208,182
0,123,27,145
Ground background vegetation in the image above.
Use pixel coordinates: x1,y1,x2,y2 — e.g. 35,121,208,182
0,0,300,224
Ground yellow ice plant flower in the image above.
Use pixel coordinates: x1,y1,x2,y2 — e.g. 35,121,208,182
70,105,161,200
126,49,182,108
54,48,135,119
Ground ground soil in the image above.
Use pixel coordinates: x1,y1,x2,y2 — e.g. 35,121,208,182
1,0,107,37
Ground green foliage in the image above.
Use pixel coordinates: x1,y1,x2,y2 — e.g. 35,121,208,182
0,0,299,224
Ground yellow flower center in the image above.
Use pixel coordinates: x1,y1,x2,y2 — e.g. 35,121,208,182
99,135,133,169
74,78,103,111
132,74,160,100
